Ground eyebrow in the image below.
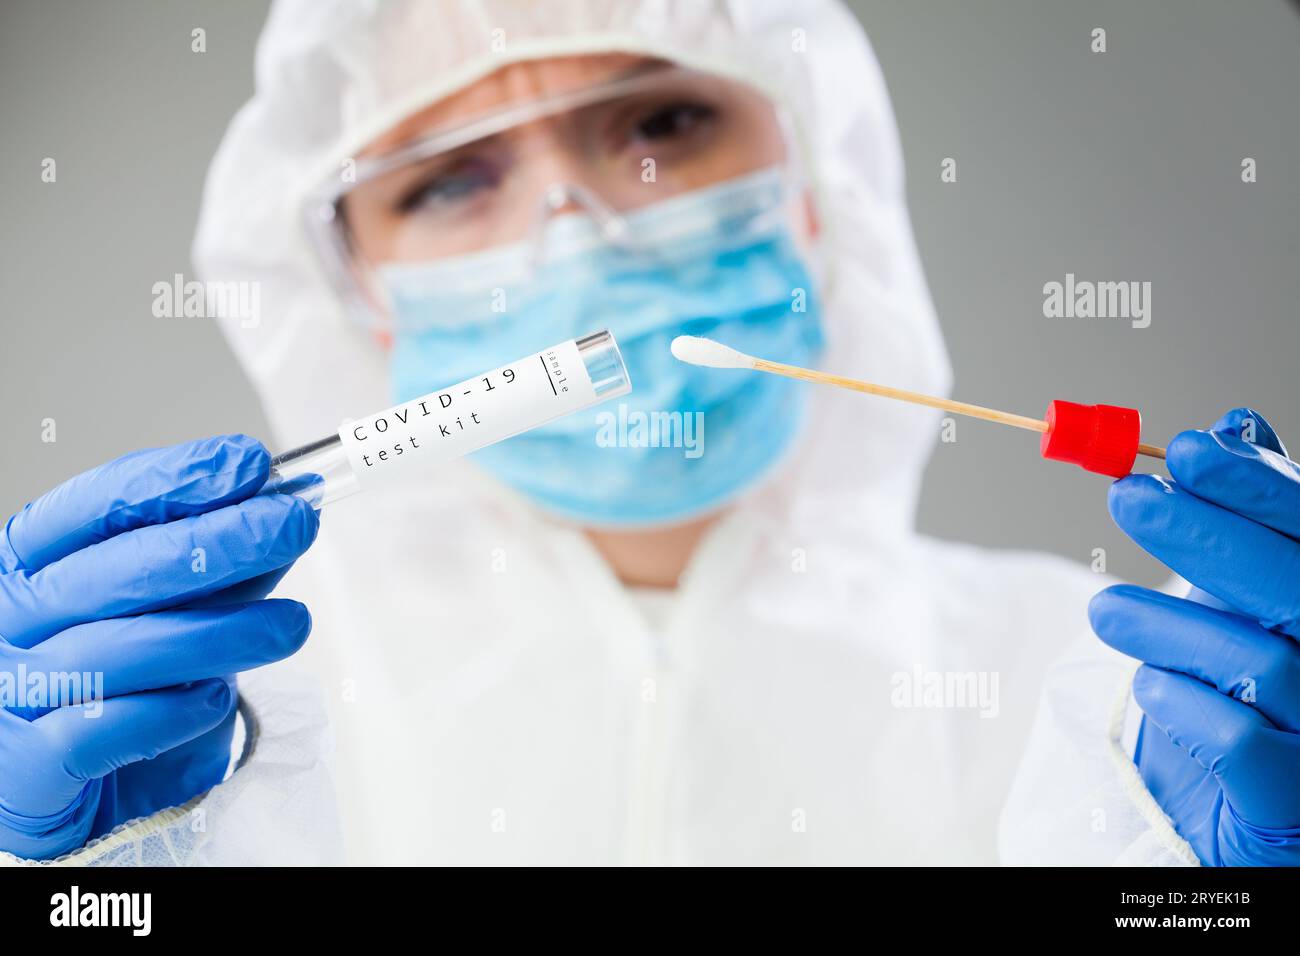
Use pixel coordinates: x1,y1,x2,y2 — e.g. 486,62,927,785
369,57,676,154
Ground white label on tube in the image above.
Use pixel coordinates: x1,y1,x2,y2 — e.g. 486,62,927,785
337,338,597,488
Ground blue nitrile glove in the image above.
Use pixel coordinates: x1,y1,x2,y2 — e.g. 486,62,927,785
0,435,318,860
1091,408,1300,865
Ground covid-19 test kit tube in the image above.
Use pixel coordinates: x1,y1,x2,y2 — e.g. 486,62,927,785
259,330,631,507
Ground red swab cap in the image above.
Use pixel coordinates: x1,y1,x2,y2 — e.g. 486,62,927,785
1040,401,1141,478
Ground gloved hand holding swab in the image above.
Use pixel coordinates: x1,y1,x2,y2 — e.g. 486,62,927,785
670,335,1165,478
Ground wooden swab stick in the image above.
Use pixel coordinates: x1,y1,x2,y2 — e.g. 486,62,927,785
1137,442,1168,460
670,335,1167,462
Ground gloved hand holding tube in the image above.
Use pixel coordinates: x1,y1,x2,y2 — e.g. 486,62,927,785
0,332,630,861
0,435,318,860
1091,407,1300,866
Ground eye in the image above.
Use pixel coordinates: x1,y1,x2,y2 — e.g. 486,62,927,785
397,157,500,215
632,101,717,143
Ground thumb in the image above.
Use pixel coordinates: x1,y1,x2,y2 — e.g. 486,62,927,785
1134,666,1300,828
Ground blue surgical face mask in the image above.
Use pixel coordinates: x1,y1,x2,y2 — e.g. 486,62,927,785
382,167,825,527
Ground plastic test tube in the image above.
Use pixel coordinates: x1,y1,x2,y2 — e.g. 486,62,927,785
258,330,631,508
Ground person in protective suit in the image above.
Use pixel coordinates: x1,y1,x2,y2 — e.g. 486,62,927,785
1,0,1296,866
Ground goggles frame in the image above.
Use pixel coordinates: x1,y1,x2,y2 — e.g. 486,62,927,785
301,61,813,330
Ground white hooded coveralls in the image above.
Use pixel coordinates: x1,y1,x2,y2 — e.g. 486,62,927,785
9,0,1199,866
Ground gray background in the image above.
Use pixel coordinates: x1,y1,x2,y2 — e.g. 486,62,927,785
1,0,1296,586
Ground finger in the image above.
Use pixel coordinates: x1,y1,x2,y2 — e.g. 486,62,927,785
1175,408,1288,614
104,702,239,824
181,565,294,609
1168,426,1300,544
0,435,269,575
1206,406,1287,458
1134,665,1300,828
0,679,234,817
1108,474,1300,637
0,495,318,649
1091,585,1300,732
11,600,309,712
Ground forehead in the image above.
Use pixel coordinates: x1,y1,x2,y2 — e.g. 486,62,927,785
363,53,666,155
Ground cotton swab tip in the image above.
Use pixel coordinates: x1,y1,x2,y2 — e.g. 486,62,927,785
669,335,755,370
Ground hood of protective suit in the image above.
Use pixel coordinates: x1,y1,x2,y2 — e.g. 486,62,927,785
194,0,952,541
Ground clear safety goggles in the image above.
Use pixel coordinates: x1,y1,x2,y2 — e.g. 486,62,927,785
304,62,804,324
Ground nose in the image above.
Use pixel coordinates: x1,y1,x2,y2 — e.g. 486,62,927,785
537,182,630,243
